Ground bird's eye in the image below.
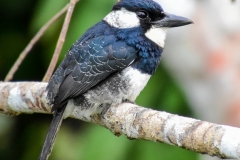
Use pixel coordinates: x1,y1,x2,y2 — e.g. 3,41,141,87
136,10,149,20
159,11,165,19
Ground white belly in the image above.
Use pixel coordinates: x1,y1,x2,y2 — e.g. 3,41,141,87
121,67,151,101
68,66,151,120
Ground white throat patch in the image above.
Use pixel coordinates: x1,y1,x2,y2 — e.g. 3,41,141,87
145,27,167,48
104,8,140,29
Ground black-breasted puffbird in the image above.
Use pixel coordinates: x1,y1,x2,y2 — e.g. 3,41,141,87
39,0,193,159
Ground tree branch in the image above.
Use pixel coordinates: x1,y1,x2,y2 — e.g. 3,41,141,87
4,4,70,82
0,82,240,159
42,0,79,82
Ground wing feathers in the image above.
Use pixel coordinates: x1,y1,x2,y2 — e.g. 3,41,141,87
47,35,138,111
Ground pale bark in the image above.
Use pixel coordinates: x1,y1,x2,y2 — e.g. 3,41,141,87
0,82,240,159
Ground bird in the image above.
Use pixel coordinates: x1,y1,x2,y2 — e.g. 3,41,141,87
39,0,193,159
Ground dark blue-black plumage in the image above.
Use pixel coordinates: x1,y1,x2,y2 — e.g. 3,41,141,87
115,0,163,15
47,21,163,111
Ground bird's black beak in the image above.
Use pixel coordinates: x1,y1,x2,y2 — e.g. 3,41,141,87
151,12,193,28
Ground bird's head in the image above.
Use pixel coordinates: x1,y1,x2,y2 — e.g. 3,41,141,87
104,0,193,47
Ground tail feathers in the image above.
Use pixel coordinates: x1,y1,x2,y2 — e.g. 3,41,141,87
39,105,67,160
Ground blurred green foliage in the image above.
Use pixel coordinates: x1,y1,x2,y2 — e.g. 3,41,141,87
0,0,197,159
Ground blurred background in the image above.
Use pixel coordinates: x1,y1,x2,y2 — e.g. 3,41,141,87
0,0,239,159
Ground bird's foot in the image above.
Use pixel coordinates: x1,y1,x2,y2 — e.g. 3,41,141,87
123,99,135,104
